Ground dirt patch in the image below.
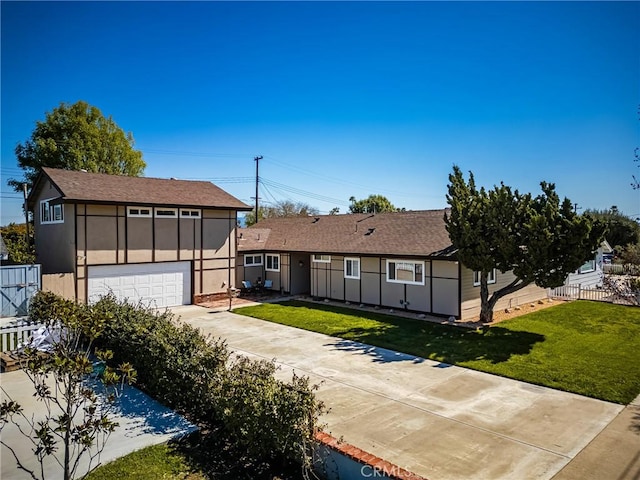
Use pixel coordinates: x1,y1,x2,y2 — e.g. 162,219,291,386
487,298,566,324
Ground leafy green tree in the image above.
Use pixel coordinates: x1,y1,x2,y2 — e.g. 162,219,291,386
8,101,145,192
445,166,605,323
617,242,640,265
0,222,35,264
0,292,136,480
348,194,398,214
245,200,319,226
583,207,640,249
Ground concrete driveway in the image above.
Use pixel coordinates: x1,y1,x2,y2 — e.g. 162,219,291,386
1,369,197,480
175,305,624,480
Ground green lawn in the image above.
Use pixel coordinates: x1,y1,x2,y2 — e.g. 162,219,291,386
85,443,204,480
234,300,640,404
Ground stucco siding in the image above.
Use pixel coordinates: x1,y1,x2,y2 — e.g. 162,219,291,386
85,215,118,265
432,277,459,317
330,264,345,301
35,200,76,274
127,218,153,262
344,279,360,303
202,218,232,259
361,272,380,305
406,282,430,312
154,219,179,261
432,260,459,279
380,280,404,309
179,218,198,260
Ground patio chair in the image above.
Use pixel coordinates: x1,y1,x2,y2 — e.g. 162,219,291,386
263,279,273,290
240,280,254,295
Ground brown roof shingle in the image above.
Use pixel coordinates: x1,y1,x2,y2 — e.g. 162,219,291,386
239,210,454,257
34,167,251,210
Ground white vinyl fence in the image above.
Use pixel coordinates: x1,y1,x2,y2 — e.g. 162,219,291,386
0,320,45,353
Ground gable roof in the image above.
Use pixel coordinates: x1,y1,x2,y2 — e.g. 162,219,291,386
238,209,455,258
28,168,251,210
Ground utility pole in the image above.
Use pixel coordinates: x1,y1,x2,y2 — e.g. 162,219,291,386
23,183,30,247
254,155,263,222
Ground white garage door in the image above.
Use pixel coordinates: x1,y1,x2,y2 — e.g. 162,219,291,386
88,262,191,308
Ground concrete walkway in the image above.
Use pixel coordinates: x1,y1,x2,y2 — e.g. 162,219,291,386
173,305,628,480
1,369,197,480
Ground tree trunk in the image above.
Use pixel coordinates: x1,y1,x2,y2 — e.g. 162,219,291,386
479,274,531,324
479,275,493,324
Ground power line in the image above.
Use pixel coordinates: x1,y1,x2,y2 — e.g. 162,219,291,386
260,177,349,206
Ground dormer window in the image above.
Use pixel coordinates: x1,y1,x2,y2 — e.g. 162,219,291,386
40,198,64,224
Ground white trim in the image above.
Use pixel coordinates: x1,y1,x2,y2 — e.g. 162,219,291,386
40,198,64,224
579,260,596,274
265,254,280,272
344,257,360,279
244,254,263,266
473,269,496,286
386,259,425,285
312,254,331,263
127,206,152,218
154,207,178,218
180,209,201,219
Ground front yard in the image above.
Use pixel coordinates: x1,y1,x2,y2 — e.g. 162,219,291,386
235,300,640,404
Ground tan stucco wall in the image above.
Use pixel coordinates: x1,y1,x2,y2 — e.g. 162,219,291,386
37,198,239,302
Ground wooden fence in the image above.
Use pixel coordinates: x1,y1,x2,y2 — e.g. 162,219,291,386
0,320,45,353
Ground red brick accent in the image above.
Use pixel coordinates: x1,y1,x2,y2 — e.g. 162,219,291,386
193,292,229,304
314,431,427,480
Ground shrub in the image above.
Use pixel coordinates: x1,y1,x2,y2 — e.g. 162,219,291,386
91,294,324,467
92,295,228,423
219,356,322,462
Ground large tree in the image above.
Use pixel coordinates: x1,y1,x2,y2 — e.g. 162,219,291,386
583,207,640,249
245,200,319,226
348,194,398,214
445,166,605,323
8,101,145,192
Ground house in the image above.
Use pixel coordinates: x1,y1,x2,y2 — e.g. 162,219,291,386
237,210,547,320
28,167,251,307
564,240,613,289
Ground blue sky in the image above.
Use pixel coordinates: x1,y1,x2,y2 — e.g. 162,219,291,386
2,1,639,224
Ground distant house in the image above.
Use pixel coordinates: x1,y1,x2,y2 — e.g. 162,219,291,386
564,240,613,289
27,167,251,307
237,210,547,320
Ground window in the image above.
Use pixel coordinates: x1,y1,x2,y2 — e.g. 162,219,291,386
40,198,64,224
312,254,331,263
344,258,360,279
180,209,201,218
155,208,178,218
579,260,595,273
386,260,424,285
127,207,152,218
265,254,280,272
244,254,263,266
473,269,496,286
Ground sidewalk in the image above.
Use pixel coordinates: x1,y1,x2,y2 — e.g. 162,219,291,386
1,369,197,480
551,393,640,480
174,305,625,480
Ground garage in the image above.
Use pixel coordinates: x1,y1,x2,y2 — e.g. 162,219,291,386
87,262,191,308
